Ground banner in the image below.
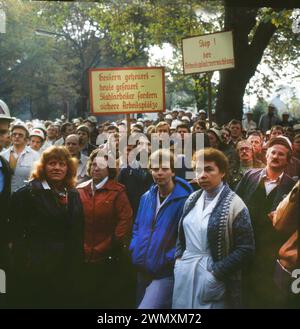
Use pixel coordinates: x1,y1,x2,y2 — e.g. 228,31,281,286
89,67,165,115
182,30,235,74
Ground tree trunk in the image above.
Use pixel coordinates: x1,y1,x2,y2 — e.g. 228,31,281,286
216,3,277,125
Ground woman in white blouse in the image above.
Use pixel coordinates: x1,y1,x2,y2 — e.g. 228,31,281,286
173,148,254,309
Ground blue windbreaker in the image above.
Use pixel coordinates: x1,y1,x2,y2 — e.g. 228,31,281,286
129,176,193,278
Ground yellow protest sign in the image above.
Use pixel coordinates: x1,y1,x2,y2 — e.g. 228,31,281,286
89,67,165,115
182,31,235,74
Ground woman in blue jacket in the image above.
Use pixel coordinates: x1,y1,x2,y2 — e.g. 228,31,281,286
130,149,193,309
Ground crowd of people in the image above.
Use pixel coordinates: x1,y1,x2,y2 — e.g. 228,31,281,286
0,98,299,309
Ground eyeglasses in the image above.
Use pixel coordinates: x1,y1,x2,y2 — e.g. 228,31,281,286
239,147,251,152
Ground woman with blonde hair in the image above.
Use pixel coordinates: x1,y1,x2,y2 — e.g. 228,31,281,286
9,146,84,308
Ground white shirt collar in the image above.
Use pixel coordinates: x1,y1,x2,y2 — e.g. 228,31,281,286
41,180,51,190
262,171,284,183
94,176,109,190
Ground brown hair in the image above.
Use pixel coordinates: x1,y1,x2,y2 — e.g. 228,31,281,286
193,147,229,181
87,149,117,179
193,120,207,131
149,149,175,173
30,146,78,189
76,124,90,137
155,121,170,133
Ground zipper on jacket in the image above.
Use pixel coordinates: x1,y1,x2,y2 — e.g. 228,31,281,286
142,196,177,265
88,190,96,262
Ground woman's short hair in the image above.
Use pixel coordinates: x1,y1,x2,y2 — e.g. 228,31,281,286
30,146,78,189
193,147,229,181
149,149,175,173
87,149,117,179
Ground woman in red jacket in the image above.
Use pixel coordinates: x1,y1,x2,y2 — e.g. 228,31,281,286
77,149,133,308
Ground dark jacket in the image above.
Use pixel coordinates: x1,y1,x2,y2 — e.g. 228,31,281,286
0,156,11,265
0,155,11,219
235,168,296,212
118,166,153,217
10,179,84,273
81,143,97,157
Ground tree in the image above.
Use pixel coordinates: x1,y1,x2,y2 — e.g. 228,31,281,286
216,2,299,124
1,1,299,121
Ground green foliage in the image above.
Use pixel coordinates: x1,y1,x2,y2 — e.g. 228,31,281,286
0,1,299,120
252,97,268,123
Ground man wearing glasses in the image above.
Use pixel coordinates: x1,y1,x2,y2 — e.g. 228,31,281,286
0,121,39,193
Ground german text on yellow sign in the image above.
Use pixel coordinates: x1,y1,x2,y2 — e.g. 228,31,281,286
182,31,235,74
89,67,165,115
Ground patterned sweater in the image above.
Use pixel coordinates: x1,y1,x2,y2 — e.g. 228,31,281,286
175,183,255,308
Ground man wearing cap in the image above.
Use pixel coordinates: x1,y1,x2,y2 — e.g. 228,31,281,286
171,109,178,120
242,110,257,131
280,112,293,128
54,122,74,146
0,122,40,193
164,114,172,126
29,128,45,153
258,104,280,133
143,116,153,130
0,100,13,276
198,110,206,121
269,128,300,180
181,116,191,127
236,137,295,308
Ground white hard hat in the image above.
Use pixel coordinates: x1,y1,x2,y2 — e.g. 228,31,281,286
181,116,190,122
12,121,30,135
170,121,182,130
87,116,97,124
30,128,45,140
33,122,47,134
0,99,14,121
73,118,81,124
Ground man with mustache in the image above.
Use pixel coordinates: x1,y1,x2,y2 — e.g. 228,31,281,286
236,137,296,308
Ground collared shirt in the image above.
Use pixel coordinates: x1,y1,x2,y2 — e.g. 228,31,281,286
93,176,109,192
155,190,171,217
0,146,40,193
77,153,88,184
0,160,4,193
263,171,284,196
41,180,51,190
